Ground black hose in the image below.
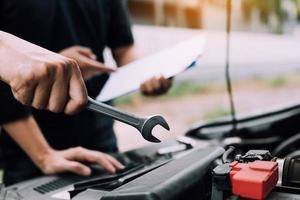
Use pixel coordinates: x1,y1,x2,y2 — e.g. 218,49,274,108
272,132,300,157
222,146,235,164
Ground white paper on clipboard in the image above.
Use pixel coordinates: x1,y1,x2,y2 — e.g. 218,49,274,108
96,35,206,102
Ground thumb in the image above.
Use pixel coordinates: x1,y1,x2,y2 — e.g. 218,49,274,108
62,160,91,176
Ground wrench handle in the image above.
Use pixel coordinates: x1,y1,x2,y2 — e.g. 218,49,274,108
86,97,142,128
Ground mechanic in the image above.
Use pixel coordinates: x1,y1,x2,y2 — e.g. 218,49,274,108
0,0,173,185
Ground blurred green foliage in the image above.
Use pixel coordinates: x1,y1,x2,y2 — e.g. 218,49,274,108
114,81,208,106
242,0,277,23
114,95,136,106
165,81,208,97
267,76,288,87
203,106,231,120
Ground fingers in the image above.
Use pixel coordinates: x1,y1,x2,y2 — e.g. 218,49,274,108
32,75,53,109
10,62,55,109
79,148,124,173
64,60,88,115
79,54,116,73
104,154,125,170
141,77,161,96
40,147,124,176
59,46,115,80
78,55,116,80
160,76,173,91
140,76,173,96
91,154,118,174
64,147,124,174
3,34,88,114
38,150,91,176
46,62,69,112
10,56,87,114
61,160,91,176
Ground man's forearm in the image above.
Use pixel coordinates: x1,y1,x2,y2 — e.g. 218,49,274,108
0,31,51,160
0,31,13,82
2,116,124,175
112,45,138,66
2,116,53,166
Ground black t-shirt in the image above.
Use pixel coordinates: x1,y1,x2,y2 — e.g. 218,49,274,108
0,0,134,180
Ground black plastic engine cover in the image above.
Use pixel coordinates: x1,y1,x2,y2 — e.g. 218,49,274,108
73,146,224,200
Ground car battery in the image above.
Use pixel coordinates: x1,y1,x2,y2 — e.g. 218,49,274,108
212,150,279,200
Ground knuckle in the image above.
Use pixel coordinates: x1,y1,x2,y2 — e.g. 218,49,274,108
76,97,88,108
32,102,45,110
56,61,70,76
54,107,64,113
77,146,84,151
74,165,81,171
74,146,84,153
68,147,77,153
98,152,105,158
74,164,84,172
36,62,54,80
70,162,80,170
64,58,74,66
74,45,81,49
66,58,79,70
96,154,104,162
85,47,92,53
23,71,36,85
42,166,53,175
48,104,63,113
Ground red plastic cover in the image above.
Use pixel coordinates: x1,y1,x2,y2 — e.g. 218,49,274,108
230,160,278,199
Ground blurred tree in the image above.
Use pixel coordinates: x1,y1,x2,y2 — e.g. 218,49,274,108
241,0,253,21
240,0,299,34
295,0,300,20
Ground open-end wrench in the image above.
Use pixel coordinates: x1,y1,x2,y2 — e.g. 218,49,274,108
86,97,170,143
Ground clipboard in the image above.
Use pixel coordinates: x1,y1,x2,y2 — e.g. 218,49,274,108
96,35,206,102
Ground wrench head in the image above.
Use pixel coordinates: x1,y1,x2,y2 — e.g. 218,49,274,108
141,115,170,143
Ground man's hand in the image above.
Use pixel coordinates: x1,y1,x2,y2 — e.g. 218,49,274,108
3,116,124,177
38,147,124,176
112,45,173,96
140,76,173,96
0,31,88,114
60,46,116,80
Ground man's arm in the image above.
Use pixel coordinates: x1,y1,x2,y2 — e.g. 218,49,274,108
0,31,88,114
112,45,137,66
107,0,172,96
2,116,124,175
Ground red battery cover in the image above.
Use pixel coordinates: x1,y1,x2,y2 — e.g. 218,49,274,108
229,160,279,200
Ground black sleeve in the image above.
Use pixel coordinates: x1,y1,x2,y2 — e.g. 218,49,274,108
0,81,31,125
107,0,134,49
